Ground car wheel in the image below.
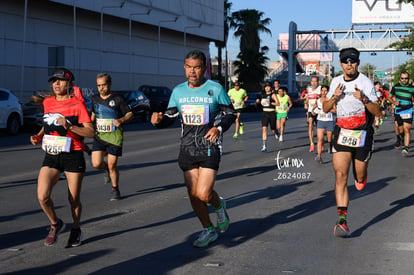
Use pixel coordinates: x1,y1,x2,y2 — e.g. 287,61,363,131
7,114,21,135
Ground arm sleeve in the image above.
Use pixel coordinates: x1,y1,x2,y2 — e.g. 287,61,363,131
214,89,236,132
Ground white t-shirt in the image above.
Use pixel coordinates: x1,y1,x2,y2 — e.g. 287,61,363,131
307,86,321,112
316,98,334,121
328,73,377,129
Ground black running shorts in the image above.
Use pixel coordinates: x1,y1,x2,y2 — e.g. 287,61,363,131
42,151,86,173
332,125,374,162
178,150,221,171
92,139,123,156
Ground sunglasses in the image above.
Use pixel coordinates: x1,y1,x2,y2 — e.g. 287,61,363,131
400,77,409,80
341,57,358,64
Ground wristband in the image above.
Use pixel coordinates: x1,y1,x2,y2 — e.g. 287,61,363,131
216,126,223,133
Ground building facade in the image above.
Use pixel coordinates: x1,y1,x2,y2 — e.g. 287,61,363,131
0,0,224,97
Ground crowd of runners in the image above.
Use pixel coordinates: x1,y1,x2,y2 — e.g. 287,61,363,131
28,47,414,249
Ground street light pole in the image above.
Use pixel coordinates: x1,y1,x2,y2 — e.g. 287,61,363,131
128,9,151,88
100,1,125,71
157,17,179,78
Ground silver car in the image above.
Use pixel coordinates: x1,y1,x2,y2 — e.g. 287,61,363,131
0,88,23,135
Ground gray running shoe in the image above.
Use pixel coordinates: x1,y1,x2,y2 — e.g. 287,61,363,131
192,227,218,247
402,148,408,157
104,169,111,185
110,188,121,201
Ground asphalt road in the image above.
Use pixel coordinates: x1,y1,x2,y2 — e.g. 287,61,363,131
1,108,413,274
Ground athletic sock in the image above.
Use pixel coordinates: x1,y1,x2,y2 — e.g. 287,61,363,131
262,140,267,147
337,207,347,223
214,200,223,211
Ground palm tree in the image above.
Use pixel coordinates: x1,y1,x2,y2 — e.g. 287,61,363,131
215,0,232,87
230,9,271,91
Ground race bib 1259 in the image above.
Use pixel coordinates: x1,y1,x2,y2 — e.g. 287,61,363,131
42,135,72,155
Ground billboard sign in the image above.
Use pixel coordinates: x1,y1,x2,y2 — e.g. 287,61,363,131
352,0,414,24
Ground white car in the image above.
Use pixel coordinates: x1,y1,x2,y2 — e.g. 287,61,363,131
0,88,24,135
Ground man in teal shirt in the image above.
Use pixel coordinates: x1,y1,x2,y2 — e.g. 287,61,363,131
151,50,236,247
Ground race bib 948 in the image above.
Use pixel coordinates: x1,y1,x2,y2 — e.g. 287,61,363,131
338,129,366,148
181,105,210,125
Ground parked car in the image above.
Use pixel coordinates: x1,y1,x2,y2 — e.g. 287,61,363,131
244,91,262,112
0,88,24,135
22,90,50,130
113,90,151,121
138,85,172,113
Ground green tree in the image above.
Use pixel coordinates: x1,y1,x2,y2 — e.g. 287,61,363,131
360,63,377,81
214,0,232,87
230,9,271,91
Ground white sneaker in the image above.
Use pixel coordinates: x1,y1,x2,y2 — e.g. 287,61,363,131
261,145,268,152
274,133,279,140
279,135,283,142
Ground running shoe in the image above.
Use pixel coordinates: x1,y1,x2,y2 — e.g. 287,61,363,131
379,119,383,125
355,178,367,191
309,143,315,152
104,169,111,185
193,227,218,247
233,133,238,139
279,135,283,142
44,219,65,246
110,188,121,201
334,220,351,238
261,145,268,152
315,156,323,164
216,197,230,233
239,123,244,135
66,228,83,248
274,133,279,140
402,148,409,157
395,138,401,149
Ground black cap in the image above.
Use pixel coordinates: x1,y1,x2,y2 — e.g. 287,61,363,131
264,82,272,87
48,68,74,82
340,47,360,62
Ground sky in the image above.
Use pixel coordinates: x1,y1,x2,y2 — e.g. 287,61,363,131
210,0,412,72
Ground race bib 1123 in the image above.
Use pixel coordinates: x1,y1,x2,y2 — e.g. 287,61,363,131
181,105,210,125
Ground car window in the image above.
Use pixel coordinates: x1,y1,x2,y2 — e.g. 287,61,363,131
0,90,9,101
